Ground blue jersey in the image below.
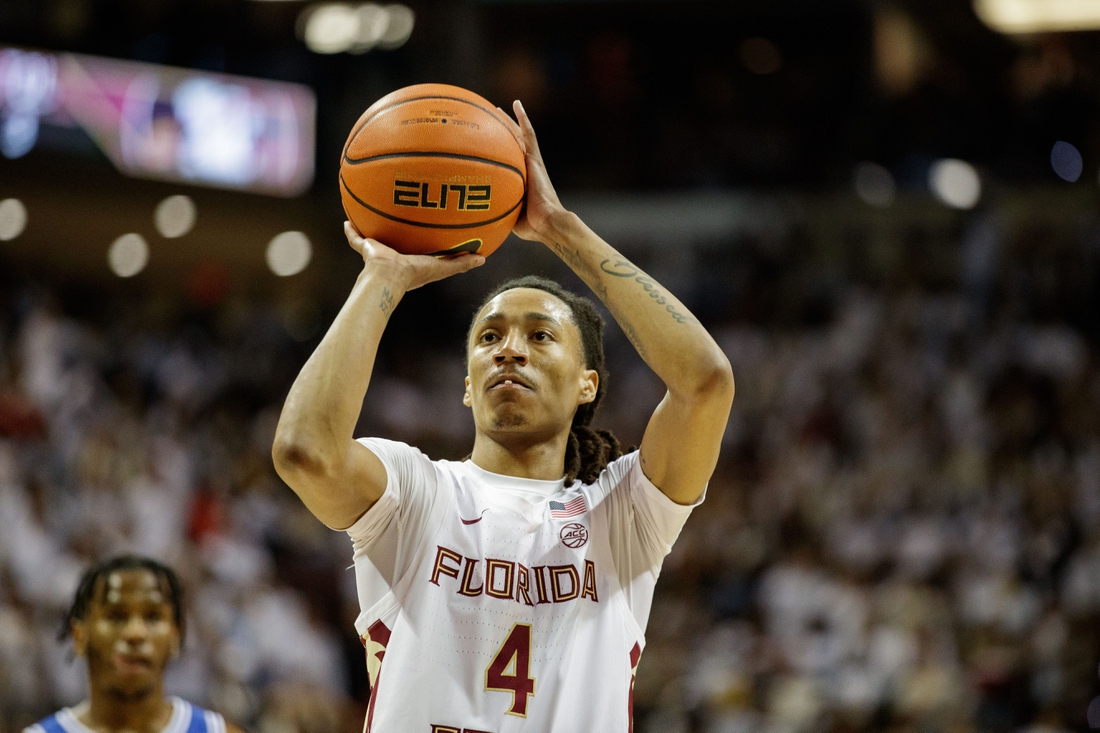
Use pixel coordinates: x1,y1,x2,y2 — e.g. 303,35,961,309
25,698,227,733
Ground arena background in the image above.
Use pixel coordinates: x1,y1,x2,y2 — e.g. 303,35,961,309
2,0,1100,731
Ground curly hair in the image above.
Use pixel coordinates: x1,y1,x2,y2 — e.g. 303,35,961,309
60,555,185,643
470,276,628,485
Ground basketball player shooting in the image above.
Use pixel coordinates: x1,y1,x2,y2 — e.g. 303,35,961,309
25,556,243,733
273,100,734,731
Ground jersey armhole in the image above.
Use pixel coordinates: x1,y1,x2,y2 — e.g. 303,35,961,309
591,492,647,650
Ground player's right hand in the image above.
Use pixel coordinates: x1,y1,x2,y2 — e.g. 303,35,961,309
344,221,484,291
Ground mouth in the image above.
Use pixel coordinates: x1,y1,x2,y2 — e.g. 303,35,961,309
114,653,154,674
487,374,533,392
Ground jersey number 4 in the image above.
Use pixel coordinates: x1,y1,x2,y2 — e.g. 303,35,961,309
485,623,536,716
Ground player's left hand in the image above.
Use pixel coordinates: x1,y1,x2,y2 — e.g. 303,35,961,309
506,100,569,244
344,221,483,291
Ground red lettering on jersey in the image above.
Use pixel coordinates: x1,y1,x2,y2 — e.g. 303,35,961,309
628,642,642,733
431,549,599,606
486,559,515,600
549,565,580,602
430,546,462,586
429,726,460,733
516,564,534,606
363,619,392,733
532,565,550,604
459,557,484,596
581,559,599,602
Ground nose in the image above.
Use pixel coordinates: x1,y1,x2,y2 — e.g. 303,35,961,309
493,330,528,365
120,615,150,643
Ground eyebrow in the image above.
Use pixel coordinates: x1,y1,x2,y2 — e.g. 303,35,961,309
476,311,562,327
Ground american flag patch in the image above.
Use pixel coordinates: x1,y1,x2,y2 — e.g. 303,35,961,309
549,496,587,519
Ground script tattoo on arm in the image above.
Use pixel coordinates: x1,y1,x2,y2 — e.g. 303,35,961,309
599,259,700,326
379,287,395,317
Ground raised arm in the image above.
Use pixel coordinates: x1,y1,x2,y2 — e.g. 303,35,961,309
272,225,483,528
510,101,734,505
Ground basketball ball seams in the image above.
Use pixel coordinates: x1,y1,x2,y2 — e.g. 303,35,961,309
345,93,524,156
340,174,524,230
343,151,526,183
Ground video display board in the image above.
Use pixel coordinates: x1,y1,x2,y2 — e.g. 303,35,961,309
0,46,316,197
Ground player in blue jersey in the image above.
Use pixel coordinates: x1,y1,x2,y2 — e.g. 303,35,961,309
24,556,244,733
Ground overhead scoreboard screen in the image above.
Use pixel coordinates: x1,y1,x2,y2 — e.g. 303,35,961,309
0,46,316,197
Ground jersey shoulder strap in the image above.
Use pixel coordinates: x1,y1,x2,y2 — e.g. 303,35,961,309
23,712,67,733
25,702,227,733
171,699,228,733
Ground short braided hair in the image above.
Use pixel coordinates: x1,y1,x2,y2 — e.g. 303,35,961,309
61,555,185,643
470,276,627,485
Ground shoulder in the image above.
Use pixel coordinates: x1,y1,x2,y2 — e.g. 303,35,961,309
23,712,64,733
582,450,643,501
589,449,699,517
170,699,235,733
356,437,455,477
23,706,90,733
356,437,430,464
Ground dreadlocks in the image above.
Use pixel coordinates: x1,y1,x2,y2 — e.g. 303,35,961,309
61,555,185,642
470,275,628,486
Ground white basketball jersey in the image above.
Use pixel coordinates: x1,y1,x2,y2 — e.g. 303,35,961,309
345,438,700,733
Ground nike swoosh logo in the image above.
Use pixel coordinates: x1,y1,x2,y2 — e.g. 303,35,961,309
460,509,489,525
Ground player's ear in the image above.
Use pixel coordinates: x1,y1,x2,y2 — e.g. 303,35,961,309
71,621,88,658
169,628,181,659
578,369,598,405
463,375,472,407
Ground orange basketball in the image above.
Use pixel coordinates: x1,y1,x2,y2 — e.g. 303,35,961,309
340,83,526,257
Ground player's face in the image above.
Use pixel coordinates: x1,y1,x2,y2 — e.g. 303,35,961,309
72,569,180,699
465,288,598,440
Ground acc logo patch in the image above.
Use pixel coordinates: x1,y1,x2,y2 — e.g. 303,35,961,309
559,522,588,549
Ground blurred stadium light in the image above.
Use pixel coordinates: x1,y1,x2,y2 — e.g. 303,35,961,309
1050,141,1083,182
975,0,1100,32
298,3,415,54
0,46,315,196
107,232,149,277
930,159,982,210
266,231,312,276
853,162,896,208
0,197,27,240
154,194,197,238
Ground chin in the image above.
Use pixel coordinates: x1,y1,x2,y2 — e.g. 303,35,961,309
105,681,156,702
491,415,529,430
484,404,531,430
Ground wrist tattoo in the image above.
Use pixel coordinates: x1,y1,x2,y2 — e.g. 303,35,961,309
379,287,395,317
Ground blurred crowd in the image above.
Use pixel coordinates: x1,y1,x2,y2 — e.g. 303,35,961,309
0,192,1098,733
0,288,363,731
631,202,1100,733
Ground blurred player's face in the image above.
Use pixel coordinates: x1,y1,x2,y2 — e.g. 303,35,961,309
465,288,598,441
72,569,180,701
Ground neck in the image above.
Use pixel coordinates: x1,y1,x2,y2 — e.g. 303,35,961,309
81,682,172,733
470,429,569,480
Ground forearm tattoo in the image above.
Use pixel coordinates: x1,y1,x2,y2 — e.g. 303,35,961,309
599,259,700,325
